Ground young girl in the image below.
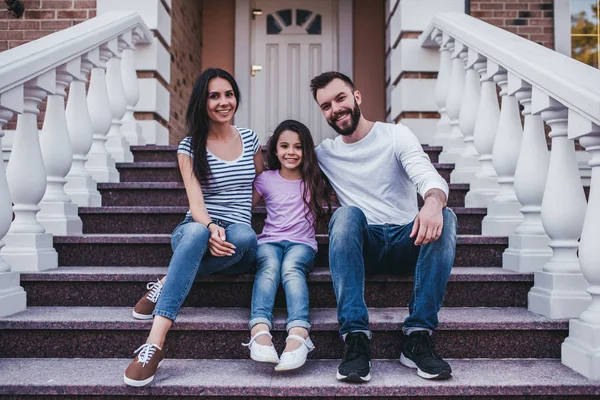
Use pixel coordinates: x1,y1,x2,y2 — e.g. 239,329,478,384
124,68,263,387
243,119,329,371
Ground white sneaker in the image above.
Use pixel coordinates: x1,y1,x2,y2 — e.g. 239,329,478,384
242,330,279,364
275,335,315,371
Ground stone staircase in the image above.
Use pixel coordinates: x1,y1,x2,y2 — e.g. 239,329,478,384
0,145,598,398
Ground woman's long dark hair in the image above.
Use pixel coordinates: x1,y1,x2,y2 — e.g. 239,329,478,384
186,68,241,185
266,120,331,223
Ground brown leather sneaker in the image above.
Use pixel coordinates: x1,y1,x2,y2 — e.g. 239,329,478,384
124,343,165,387
132,279,163,320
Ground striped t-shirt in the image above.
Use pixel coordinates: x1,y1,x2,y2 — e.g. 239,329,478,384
177,127,259,225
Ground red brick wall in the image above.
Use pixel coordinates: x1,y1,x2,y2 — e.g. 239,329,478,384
0,0,96,51
169,0,203,144
470,0,555,49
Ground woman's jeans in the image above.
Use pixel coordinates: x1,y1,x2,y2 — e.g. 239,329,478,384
249,241,316,332
154,217,257,321
328,206,457,336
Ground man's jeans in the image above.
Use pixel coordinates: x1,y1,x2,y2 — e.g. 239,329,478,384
154,217,257,321
328,206,457,335
249,241,316,332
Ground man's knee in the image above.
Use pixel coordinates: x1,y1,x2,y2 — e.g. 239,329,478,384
441,208,458,237
329,206,367,236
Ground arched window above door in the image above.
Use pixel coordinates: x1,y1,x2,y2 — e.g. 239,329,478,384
267,8,322,35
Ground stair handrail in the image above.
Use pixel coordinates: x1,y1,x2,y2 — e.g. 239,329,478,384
0,11,152,93
419,12,600,126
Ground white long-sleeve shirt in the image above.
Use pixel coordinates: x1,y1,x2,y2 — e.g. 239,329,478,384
315,122,449,226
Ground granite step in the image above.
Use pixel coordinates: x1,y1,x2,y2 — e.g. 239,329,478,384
1,358,596,398
130,145,444,164
20,266,531,308
53,234,507,267
0,306,567,359
97,182,470,208
116,161,455,183
78,206,487,235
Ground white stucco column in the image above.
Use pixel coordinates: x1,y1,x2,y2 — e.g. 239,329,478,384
439,39,466,163
464,57,500,208
450,47,481,184
430,30,452,146
86,39,120,183
528,89,590,319
2,71,58,272
120,29,146,147
105,32,134,163
562,118,600,379
65,49,102,207
481,67,524,236
0,86,27,317
38,59,83,236
503,76,551,272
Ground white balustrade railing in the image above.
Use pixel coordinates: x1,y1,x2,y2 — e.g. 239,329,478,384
0,12,152,317
421,12,600,379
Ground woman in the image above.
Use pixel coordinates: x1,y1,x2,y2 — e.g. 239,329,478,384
124,68,263,387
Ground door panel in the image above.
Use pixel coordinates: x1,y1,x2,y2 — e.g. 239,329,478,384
251,0,337,145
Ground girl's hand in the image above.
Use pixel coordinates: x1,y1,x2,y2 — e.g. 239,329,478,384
208,225,236,257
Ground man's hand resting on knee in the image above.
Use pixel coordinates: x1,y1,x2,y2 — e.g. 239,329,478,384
410,189,447,246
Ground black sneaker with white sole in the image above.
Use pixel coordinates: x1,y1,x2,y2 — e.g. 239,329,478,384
400,331,452,380
336,331,371,383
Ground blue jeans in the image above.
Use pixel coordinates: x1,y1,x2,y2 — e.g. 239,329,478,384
249,241,316,332
154,217,257,321
328,206,457,335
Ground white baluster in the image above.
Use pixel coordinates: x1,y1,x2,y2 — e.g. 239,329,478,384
105,32,134,163
86,39,120,183
121,29,145,147
38,59,83,236
451,47,481,183
430,29,451,146
65,49,102,207
0,86,27,317
465,57,500,207
2,71,58,272
528,90,589,319
562,116,600,379
439,39,466,164
503,77,551,272
481,68,524,235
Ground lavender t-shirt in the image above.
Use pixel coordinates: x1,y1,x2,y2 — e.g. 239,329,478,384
254,170,317,252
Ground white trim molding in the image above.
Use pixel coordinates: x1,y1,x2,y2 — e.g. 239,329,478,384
554,0,571,56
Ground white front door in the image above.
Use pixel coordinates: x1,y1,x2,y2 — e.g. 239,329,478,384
250,0,337,144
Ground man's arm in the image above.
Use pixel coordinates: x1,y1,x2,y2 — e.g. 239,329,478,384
410,188,447,245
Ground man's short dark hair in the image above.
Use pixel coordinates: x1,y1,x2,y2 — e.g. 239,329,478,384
310,71,356,101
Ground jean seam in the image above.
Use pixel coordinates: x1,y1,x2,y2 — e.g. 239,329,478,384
173,241,209,318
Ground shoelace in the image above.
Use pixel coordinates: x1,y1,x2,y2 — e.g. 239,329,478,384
134,343,158,367
145,279,163,303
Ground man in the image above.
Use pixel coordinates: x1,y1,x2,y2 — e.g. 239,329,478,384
311,71,457,383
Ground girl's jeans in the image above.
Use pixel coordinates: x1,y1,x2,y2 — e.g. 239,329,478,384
249,241,316,332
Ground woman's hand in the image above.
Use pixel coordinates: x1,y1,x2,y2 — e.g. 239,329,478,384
208,224,236,257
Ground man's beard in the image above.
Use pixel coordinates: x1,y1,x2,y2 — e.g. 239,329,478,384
328,99,361,136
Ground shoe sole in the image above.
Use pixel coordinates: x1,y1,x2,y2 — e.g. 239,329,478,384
400,353,452,380
250,354,279,364
123,360,163,387
336,371,371,383
132,311,153,320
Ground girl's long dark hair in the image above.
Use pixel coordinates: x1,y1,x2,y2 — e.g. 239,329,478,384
266,120,331,223
186,68,241,185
